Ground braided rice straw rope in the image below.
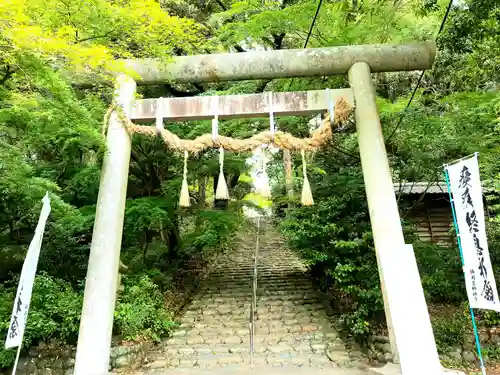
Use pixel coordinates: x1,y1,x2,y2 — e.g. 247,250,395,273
112,97,352,153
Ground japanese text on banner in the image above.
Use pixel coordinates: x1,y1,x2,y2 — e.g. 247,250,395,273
446,155,500,311
5,194,51,349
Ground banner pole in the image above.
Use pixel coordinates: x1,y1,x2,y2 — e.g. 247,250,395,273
444,167,487,375
11,344,22,375
11,312,28,375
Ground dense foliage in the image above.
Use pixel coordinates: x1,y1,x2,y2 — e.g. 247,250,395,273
278,91,500,337
0,0,249,368
273,0,500,339
0,0,499,369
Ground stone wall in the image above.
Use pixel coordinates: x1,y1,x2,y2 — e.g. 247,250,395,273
368,329,500,364
366,335,394,363
440,329,500,363
12,339,151,375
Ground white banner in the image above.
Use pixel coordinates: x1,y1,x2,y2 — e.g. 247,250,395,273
446,155,500,311
5,194,51,349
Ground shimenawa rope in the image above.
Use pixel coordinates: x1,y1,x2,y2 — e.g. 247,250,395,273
104,97,353,205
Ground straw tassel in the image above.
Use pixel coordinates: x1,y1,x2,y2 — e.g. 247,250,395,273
215,147,229,200
301,149,314,206
179,150,190,207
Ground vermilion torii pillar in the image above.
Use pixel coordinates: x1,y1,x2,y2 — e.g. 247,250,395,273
73,42,445,375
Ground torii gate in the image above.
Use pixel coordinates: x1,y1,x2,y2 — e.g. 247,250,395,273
73,42,446,375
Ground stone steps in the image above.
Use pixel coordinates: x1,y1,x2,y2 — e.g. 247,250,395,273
249,353,335,367
146,366,375,375
140,225,357,373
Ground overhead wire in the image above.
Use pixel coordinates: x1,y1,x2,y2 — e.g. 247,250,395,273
285,0,362,160
284,0,455,159
286,0,324,91
303,0,324,48
384,0,455,143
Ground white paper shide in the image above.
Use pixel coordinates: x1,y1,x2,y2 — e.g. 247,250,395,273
446,155,500,311
5,194,51,349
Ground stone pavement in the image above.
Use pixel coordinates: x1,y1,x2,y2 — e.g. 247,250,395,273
148,367,378,375
140,221,362,373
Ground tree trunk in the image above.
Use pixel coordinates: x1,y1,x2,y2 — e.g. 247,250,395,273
8,219,14,241
160,220,166,242
229,173,240,188
283,149,294,210
199,176,207,207
142,230,150,263
376,72,396,102
167,216,181,255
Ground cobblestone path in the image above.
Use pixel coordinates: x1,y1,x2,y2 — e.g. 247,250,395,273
141,222,362,373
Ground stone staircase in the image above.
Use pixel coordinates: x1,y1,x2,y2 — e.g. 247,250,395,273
139,221,367,374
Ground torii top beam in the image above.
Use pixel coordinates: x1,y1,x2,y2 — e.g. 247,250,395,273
74,42,436,86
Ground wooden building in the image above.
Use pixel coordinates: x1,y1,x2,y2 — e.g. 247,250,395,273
395,182,454,246
396,182,494,246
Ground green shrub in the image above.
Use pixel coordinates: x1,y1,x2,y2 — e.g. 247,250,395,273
182,207,243,259
114,275,177,342
26,274,83,344
0,245,26,284
0,274,83,369
482,345,500,361
0,272,179,369
280,190,384,337
0,285,16,368
123,197,174,249
413,241,466,303
475,309,500,327
431,305,469,350
40,206,95,284
143,267,175,292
